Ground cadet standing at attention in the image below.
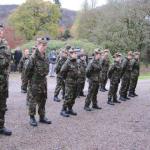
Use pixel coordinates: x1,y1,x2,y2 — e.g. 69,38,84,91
60,48,78,117
107,53,122,105
84,49,102,111
76,52,87,98
0,24,12,136
119,51,133,101
25,37,51,127
19,48,30,93
128,51,140,97
99,49,110,92
53,49,68,102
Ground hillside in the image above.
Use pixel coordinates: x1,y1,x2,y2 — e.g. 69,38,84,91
0,5,77,28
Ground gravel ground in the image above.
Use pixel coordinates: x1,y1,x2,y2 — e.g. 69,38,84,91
0,73,150,150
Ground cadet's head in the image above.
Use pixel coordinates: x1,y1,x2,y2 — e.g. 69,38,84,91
127,51,133,60
94,48,101,60
0,24,4,38
79,53,86,60
134,51,140,60
24,49,29,57
37,37,49,54
61,49,68,58
113,53,122,62
69,48,77,59
103,49,109,58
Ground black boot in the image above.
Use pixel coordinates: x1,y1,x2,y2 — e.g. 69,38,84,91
84,106,92,111
21,89,27,93
39,116,52,124
67,109,77,116
30,116,38,127
113,99,121,103
107,98,115,105
100,88,106,92
60,107,70,117
0,127,12,136
128,93,135,97
134,93,138,96
125,96,130,100
119,96,126,101
53,96,61,102
104,87,108,91
92,105,102,109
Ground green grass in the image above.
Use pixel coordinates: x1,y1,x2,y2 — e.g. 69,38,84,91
139,72,150,80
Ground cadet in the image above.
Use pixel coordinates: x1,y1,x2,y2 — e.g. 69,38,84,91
53,49,68,102
107,53,122,105
84,49,102,111
76,52,87,97
0,24,12,136
25,37,51,126
19,48,30,93
60,48,78,117
129,52,140,97
119,51,133,101
99,49,110,92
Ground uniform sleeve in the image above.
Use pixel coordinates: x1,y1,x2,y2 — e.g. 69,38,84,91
107,64,115,79
60,60,69,79
25,56,35,79
86,61,93,78
18,57,24,72
55,59,61,74
121,59,127,76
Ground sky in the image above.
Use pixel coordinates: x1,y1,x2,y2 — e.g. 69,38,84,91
0,0,107,10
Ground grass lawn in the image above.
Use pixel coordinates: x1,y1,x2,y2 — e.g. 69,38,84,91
139,72,150,80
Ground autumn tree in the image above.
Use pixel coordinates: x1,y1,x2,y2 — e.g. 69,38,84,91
8,0,61,40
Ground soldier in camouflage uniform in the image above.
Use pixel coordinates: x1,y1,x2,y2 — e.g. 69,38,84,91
76,53,87,98
119,51,133,101
53,49,68,102
26,46,36,106
60,48,78,117
0,24,12,136
84,49,102,111
25,37,51,126
19,48,30,93
99,49,110,92
129,52,140,97
107,53,122,105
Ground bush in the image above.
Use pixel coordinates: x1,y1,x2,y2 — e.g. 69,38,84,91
16,39,101,54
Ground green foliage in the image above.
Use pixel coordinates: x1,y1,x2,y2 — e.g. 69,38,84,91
8,0,61,40
75,0,150,63
17,39,99,54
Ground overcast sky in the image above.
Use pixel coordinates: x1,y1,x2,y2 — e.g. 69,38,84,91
0,0,107,10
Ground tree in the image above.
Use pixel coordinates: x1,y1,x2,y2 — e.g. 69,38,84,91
75,0,150,62
8,0,61,40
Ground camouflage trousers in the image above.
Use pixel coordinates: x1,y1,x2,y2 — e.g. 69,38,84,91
54,77,65,97
100,72,108,89
26,81,32,106
129,75,139,94
0,94,7,128
85,80,99,107
108,82,119,101
76,78,85,96
119,75,131,97
21,72,28,91
63,82,77,110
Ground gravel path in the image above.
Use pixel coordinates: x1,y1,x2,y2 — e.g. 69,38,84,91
0,73,150,150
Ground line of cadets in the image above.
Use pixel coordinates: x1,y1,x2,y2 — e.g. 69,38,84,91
19,38,140,124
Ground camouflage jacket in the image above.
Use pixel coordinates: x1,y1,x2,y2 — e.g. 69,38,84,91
25,49,49,95
60,57,78,84
77,59,87,79
86,58,101,82
108,61,122,84
131,58,140,77
55,56,67,78
100,58,110,74
121,57,132,78
19,56,30,73
0,39,11,94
